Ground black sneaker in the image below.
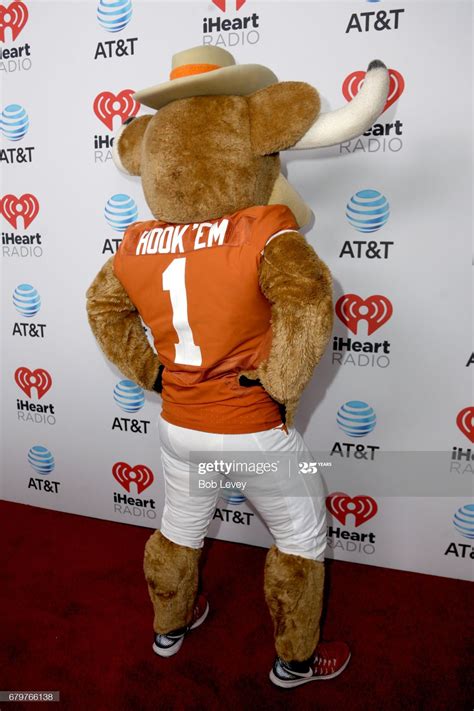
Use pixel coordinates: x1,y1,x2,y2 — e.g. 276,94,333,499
152,593,209,658
270,642,351,688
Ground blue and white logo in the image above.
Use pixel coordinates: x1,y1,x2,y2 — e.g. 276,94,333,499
453,504,474,540
97,0,133,32
104,194,138,232
13,284,41,317
28,446,55,474
1,104,29,141
346,189,390,234
221,491,246,506
337,401,377,438
113,379,145,413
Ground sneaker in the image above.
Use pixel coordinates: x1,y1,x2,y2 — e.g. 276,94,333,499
152,593,209,658
269,641,351,688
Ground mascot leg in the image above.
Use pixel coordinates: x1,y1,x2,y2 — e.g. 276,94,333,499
144,529,201,634
264,545,324,662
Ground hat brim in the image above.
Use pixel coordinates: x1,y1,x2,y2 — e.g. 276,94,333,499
133,64,278,110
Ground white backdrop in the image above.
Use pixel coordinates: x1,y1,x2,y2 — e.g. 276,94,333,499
1,0,472,581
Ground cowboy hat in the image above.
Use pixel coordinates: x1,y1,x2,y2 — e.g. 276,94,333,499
133,45,278,110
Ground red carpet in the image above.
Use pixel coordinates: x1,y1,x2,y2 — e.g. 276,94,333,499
1,500,472,710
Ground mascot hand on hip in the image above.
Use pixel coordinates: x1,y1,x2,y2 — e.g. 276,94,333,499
86,46,389,688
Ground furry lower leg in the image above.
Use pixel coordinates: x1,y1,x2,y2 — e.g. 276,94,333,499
264,546,325,662
143,530,201,634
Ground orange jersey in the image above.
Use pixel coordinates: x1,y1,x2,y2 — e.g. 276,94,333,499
114,205,298,433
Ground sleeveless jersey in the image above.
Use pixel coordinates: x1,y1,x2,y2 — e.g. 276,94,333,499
114,204,298,433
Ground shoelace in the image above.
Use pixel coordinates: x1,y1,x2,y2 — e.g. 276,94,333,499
314,654,337,673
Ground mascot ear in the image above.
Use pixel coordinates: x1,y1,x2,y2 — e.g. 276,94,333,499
112,115,153,175
248,82,321,156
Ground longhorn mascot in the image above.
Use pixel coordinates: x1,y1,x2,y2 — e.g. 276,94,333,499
87,46,389,688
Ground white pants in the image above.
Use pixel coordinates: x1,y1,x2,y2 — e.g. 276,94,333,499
158,417,327,561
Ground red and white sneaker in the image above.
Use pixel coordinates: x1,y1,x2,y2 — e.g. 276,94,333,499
270,641,351,688
152,593,209,658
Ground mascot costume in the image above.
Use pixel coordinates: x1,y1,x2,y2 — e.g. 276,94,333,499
87,46,389,688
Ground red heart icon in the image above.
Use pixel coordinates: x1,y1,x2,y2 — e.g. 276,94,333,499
112,462,154,495
93,90,139,132
212,0,246,10
456,407,474,444
343,68,405,114
335,294,393,336
326,492,378,527
1,193,39,230
0,1,28,42
15,367,52,399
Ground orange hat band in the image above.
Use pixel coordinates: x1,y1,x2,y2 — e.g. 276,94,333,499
170,63,222,81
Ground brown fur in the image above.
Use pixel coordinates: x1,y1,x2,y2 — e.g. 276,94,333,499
117,115,152,176
143,530,201,634
264,546,325,662
140,95,280,224
248,82,320,155
86,257,161,390
243,232,333,424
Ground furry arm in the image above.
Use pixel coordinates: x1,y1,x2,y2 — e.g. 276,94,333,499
86,257,162,391
250,232,333,425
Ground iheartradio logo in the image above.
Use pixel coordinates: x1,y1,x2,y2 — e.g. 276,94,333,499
15,367,52,399
112,462,154,494
343,68,405,114
457,407,474,444
0,1,28,42
326,492,378,527
0,193,39,229
212,0,247,10
93,90,139,131
336,294,393,336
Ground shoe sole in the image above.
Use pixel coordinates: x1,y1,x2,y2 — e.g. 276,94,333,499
152,602,210,659
269,652,351,688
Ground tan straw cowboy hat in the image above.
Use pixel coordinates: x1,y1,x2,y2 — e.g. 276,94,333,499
134,45,278,110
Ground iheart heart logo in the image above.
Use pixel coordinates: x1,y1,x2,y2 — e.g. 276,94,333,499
335,294,393,336
0,1,28,42
112,462,154,494
0,193,39,229
93,90,139,131
15,367,52,399
212,0,246,10
456,407,474,444
326,492,378,527
343,68,405,114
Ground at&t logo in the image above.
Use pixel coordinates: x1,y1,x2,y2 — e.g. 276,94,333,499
345,7,405,34
1,193,43,258
112,462,157,520
444,503,474,561
0,1,32,74
102,194,139,254
27,445,60,494
203,0,260,47
15,366,56,426
332,401,379,462
12,284,46,338
450,407,474,477
215,489,254,526
112,379,150,434
0,103,34,164
93,89,139,164
340,189,394,261
341,68,405,155
326,492,378,556
94,0,137,61
332,294,393,369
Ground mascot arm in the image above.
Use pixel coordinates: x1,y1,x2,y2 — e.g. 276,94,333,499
86,257,162,392
253,231,333,425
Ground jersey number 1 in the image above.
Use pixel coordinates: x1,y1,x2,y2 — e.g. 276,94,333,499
163,258,202,366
